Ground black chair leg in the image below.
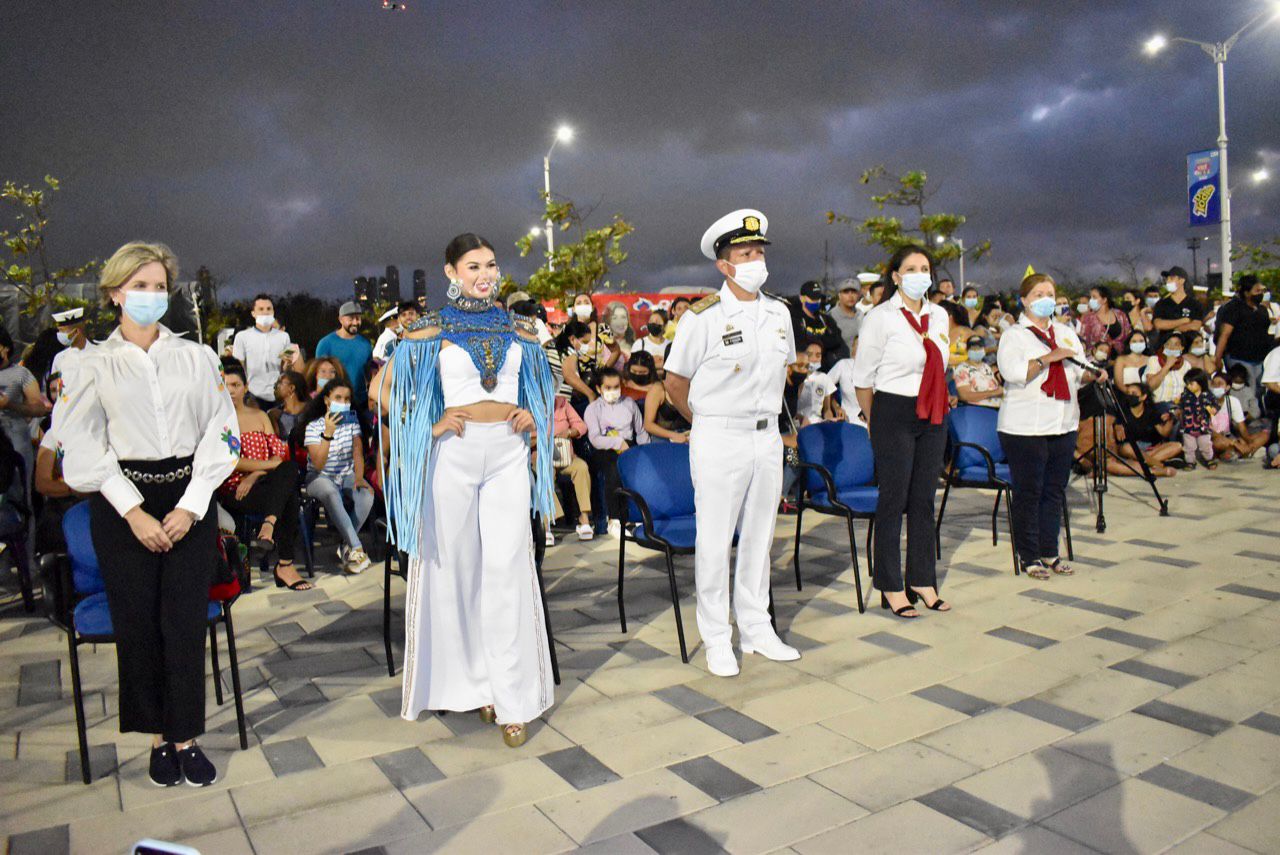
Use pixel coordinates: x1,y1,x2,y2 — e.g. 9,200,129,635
662,549,688,663
15,538,34,612
534,550,561,686
844,514,865,613
222,608,248,750
991,489,1002,546
616,527,628,634
792,505,804,591
1005,492,1020,575
866,518,875,582
300,502,316,577
383,552,396,678
68,635,91,784
209,624,223,706
1062,494,1074,560
934,478,953,559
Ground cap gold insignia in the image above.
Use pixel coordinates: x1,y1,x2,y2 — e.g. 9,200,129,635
743,216,760,232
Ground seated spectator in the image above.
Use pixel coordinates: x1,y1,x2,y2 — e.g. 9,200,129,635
1178,368,1219,469
1139,285,1161,331
219,365,309,590
665,297,691,339
1145,331,1191,406
825,352,865,427
299,380,373,573
622,350,658,402
954,334,1004,408
630,310,670,358
779,350,807,512
1079,285,1131,352
643,364,691,443
1113,378,1183,474
584,368,648,537
1209,372,1267,460
944,301,974,367
1257,347,1280,419
1113,331,1150,390
269,370,309,441
304,356,349,398
33,373,85,555
796,340,836,425
557,320,601,407
1089,340,1114,372
549,396,594,542
1185,332,1212,372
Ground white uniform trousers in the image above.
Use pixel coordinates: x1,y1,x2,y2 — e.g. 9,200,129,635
689,419,783,650
401,421,554,725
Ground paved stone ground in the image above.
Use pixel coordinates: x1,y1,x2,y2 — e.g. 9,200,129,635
1,462,1278,854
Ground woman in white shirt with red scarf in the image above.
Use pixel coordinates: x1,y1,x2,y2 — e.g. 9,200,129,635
852,245,953,619
997,273,1098,580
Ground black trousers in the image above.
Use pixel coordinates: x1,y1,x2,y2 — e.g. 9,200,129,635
869,392,947,592
89,457,217,743
590,449,623,519
999,430,1077,564
218,460,300,562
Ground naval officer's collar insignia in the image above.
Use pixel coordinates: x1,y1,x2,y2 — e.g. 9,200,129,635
690,293,720,315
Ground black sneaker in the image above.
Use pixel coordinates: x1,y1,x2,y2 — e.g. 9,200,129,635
149,743,183,787
176,743,217,787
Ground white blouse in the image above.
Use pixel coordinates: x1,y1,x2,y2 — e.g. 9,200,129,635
996,315,1086,436
849,291,951,396
439,342,521,409
60,326,240,519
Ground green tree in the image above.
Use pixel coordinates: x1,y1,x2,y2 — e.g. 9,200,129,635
1233,237,1280,288
826,166,991,275
514,195,635,304
2,175,99,315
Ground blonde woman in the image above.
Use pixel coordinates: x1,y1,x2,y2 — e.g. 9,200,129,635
61,242,239,787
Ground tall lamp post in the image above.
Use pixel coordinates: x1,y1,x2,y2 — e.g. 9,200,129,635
935,234,966,290
543,125,574,272
1144,6,1277,296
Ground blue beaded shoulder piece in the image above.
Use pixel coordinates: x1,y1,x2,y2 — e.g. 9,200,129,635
434,301,517,392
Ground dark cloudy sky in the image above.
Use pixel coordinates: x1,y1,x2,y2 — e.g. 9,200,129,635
3,1,1278,299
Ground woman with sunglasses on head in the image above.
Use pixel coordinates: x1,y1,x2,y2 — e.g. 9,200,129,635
376,233,557,748
60,242,239,787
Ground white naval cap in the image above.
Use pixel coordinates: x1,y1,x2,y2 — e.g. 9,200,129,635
52,307,85,324
700,209,770,261
378,306,399,324
856,272,880,285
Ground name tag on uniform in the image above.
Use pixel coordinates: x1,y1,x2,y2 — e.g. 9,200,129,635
722,331,744,346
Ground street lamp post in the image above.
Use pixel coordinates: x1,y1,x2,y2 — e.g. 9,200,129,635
542,125,574,273
935,234,966,290
1144,6,1277,296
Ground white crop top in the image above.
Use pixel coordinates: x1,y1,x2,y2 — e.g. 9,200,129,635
440,341,522,408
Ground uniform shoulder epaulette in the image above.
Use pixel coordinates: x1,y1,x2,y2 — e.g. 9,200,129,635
511,314,538,340
690,294,720,314
760,289,786,303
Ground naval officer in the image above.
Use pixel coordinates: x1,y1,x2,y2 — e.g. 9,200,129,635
664,209,801,677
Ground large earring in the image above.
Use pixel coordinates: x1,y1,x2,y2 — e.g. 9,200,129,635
446,280,462,301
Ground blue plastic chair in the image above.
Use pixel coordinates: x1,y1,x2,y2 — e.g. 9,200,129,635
40,501,248,784
793,422,870,612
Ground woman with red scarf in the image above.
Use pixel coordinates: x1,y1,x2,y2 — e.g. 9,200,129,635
851,245,952,619
997,273,1096,580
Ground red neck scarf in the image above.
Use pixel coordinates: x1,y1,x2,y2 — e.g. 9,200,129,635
899,308,949,424
1026,324,1071,401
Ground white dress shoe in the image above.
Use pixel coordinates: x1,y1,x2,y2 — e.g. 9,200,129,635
705,645,740,677
741,634,801,661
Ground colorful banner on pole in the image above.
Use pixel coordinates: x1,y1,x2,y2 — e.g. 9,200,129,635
1187,149,1221,227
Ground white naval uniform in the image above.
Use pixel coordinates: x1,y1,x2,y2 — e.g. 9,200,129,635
665,283,794,651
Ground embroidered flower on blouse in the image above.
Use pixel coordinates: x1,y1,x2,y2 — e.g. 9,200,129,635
221,428,241,456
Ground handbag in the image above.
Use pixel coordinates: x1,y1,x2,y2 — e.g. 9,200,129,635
552,437,574,469
210,534,250,600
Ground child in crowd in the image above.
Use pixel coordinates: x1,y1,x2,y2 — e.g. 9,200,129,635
1209,372,1268,460
1178,368,1218,470
299,380,374,572
584,368,648,537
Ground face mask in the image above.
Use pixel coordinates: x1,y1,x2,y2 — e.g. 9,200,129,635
1264,292,1273,303
255,314,275,329
573,304,593,320
316,376,331,390
56,331,74,347
802,299,822,313
1028,296,1057,318
1231,382,1244,390
1055,305,1070,316
967,349,984,362
1190,344,1207,356
1211,387,1227,399
729,259,768,293
328,401,350,414
1076,303,1088,314
576,343,592,358
609,318,629,335
1163,349,1181,359
629,372,650,384
601,389,622,404
647,322,664,337
1129,341,1146,354
963,297,978,309
1165,281,1178,293
1145,296,1159,308
1088,298,1101,311
121,291,169,326
897,271,932,301
1094,350,1109,362
807,359,822,370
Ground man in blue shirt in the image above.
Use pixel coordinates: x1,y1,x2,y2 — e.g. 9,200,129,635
316,302,373,410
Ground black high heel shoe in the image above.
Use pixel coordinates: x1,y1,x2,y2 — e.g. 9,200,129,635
274,564,312,591
880,592,918,619
908,587,949,611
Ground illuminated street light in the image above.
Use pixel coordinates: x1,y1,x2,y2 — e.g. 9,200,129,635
934,234,967,289
543,124,575,272
1252,168,1271,184
529,226,542,237
1143,34,1169,55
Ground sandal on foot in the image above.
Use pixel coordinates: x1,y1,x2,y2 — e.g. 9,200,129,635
251,520,277,554
273,563,312,590
503,723,528,748
908,587,951,611
1043,557,1075,576
478,705,496,724
1025,561,1052,580
879,592,918,619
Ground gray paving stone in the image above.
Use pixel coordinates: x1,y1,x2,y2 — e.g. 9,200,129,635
541,745,621,790
17,660,61,706
636,817,728,855
266,621,306,645
262,736,324,776
7,824,69,855
369,686,402,718
267,587,329,607
913,685,997,716
1087,627,1163,650
373,747,445,790
1134,701,1233,736
64,743,117,783
437,709,491,737
1236,550,1280,562
986,626,1056,650
1125,538,1175,550
1070,555,1118,568
807,597,855,616
1138,763,1254,810
1144,555,1199,569
263,648,378,681
561,647,619,672
951,562,1004,577
1069,599,1141,620
1238,527,1280,539
668,755,759,801
654,685,723,716
696,708,776,743
609,640,669,662
1071,534,1111,546
1008,699,1100,733
273,679,327,707
1109,659,1197,688
1242,711,1280,737
345,847,388,855
862,631,930,655
316,600,354,615
1019,589,1080,606
1216,583,1280,602
917,785,1025,838
786,632,825,652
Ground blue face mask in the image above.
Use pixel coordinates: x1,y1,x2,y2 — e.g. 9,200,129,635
963,297,978,309
1028,296,1057,318
316,377,331,390
328,401,351,415
122,291,169,326
967,349,985,362
1087,298,1101,311
898,272,932,301
802,299,823,313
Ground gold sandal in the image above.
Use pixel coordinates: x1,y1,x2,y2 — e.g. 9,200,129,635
1025,561,1052,581
1044,558,1075,576
478,705,496,724
502,723,527,748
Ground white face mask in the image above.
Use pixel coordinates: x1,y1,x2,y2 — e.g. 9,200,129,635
1211,387,1227,398
808,359,822,370
255,314,275,329
898,272,932,301
728,259,768,293
1165,280,1178,293
1190,344,1207,356
573,304,593,320
56,331,74,347
601,388,622,404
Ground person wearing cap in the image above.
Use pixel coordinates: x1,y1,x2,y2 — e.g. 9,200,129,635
1151,266,1204,351
373,305,402,362
49,307,95,380
791,280,846,367
233,294,297,410
664,209,800,677
316,301,373,412
830,278,863,355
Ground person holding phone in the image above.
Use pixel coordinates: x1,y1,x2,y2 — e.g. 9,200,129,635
300,380,373,573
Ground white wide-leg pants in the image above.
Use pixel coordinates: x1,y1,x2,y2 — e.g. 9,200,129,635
401,421,554,725
689,420,783,651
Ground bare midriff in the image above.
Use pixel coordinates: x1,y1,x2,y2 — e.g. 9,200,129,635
447,401,518,424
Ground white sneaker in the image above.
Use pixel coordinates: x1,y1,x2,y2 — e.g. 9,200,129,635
607,519,621,538
345,548,371,574
576,524,595,541
705,645,740,677
545,530,556,547
741,633,801,662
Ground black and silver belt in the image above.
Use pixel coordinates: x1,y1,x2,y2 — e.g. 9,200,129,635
120,464,192,484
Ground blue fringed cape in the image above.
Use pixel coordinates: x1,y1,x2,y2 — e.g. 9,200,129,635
380,332,556,559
